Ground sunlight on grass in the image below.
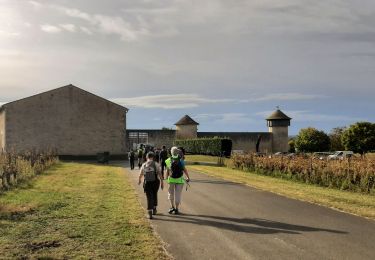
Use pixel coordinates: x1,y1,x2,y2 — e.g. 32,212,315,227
0,162,168,259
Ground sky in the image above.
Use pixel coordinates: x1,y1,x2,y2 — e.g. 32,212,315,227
0,0,374,135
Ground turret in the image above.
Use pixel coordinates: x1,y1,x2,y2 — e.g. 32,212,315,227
175,115,199,139
266,109,291,153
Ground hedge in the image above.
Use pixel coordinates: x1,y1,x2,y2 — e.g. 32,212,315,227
174,137,232,156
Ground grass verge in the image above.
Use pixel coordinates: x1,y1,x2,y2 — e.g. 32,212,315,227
189,165,375,220
0,162,168,259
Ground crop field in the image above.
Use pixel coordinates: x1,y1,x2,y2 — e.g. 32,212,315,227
231,154,375,193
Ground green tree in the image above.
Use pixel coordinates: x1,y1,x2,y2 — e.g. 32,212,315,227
288,139,296,153
295,127,330,152
329,126,346,151
342,122,375,154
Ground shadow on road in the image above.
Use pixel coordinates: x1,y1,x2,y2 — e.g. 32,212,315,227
190,179,240,185
156,214,347,235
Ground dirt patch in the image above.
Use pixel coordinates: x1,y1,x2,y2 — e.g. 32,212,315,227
0,205,35,221
25,240,61,252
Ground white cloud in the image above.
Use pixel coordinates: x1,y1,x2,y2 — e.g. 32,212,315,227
0,30,20,38
80,26,93,35
28,1,43,10
59,24,76,32
111,94,237,109
40,24,62,33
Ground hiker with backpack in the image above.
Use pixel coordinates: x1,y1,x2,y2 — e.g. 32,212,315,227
165,146,190,215
138,152,164,219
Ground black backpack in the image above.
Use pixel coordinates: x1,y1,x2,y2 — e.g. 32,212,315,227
144,161,157,182
170,157,183,178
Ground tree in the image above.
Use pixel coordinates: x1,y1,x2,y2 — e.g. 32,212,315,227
329,126,346,151
342,122,375,154
288,139,296,153
295,127,330,152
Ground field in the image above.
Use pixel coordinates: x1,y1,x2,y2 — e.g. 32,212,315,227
0,162,168,259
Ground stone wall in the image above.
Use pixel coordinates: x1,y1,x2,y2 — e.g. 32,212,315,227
0,109,5,152
198,132,273,153
127,129,176,150
4,85,127,156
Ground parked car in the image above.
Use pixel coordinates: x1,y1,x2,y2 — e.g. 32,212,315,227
328,151,354,160
313,152,333,160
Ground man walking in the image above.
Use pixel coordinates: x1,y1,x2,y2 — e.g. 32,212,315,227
128,150,135,170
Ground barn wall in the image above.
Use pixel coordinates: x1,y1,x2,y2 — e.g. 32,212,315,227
5,86,127,156
127,129,176,150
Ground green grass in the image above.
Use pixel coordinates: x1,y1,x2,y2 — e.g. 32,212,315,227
189,165,375,220
0,162,168,259
185,154,229,165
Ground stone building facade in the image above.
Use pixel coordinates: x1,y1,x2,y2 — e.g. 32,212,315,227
0,85,128,156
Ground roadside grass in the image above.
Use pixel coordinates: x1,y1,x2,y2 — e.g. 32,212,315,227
185,155,227,164
188,165,375,220
0,162,168,259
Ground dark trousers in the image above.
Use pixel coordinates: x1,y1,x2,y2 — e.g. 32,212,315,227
161,161,166,178
144,179,160,210
130,158,135,170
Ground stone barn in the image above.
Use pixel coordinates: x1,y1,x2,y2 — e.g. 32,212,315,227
0,84,128,157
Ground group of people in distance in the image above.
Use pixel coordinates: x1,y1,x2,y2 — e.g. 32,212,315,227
128,145,190,219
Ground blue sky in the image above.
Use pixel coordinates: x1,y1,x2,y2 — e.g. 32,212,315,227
1,0,374,135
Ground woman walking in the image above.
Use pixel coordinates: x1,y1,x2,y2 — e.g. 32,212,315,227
165,146,190,214
139,152,163,219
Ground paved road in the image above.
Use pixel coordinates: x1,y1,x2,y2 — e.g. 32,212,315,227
124,164,375,260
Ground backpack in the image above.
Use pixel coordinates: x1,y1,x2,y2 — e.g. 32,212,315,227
144,161,157,182
170,157,183,178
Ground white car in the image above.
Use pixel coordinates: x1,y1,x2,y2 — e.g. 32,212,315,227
328,151,354,160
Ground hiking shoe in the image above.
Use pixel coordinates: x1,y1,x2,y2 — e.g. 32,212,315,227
148,210,153,219
174,208,180,215
168,208,175,214
153,207,157,215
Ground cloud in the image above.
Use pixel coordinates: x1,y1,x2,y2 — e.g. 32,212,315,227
194,113,253,123
80,26,93,35
28,1,43,9
55,6,149,41
40,24,62,33
0,30,20,38
254,93,325,102
59,24,76,32
111,94,237,109
256,110,364,122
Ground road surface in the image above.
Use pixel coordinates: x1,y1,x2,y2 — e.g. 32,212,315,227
124,164,375,260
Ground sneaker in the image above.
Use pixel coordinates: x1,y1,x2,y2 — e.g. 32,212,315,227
168,208,175,214
148,210,153,219
153,207,157,215
174,208,179,215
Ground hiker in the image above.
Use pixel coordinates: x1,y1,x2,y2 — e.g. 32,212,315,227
128,150,135,170
137,144,144,169
138,152,163,219
165,146,190,214
159,145,168,176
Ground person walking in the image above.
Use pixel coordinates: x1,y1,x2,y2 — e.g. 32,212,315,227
159,145,168,177
137,144,144,169
128,150,135,170
138,152,163,219
165,146,190,215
